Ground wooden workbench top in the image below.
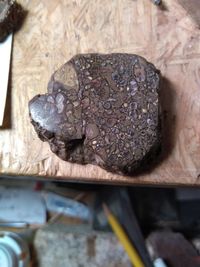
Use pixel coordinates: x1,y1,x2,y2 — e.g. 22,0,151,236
0,0,200,186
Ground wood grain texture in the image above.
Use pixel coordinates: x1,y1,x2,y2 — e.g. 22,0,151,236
178,0,200,27
0,0,200,185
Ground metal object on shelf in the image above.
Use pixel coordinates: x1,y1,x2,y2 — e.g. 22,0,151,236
0,222,28,228
0,231,30,267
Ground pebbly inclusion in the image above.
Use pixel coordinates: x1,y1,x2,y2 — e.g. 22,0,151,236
29,53,161,175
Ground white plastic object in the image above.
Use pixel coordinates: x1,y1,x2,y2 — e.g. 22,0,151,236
154,258,168,267
0,232,30,267
0,33,13,126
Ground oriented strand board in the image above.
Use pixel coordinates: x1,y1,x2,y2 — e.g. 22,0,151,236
178,0,200,27
0,0,200,185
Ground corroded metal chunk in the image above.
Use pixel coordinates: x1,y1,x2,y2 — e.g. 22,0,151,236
29,53,161,175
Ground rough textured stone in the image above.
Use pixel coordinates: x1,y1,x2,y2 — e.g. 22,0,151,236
0,0,25,42
29,53,161,175
33,225,131,267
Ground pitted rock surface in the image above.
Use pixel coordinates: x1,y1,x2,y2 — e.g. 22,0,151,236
29,53,161,175
0,0,25,42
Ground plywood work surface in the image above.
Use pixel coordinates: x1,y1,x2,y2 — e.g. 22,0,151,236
178,0,200,27
0,0,200,185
